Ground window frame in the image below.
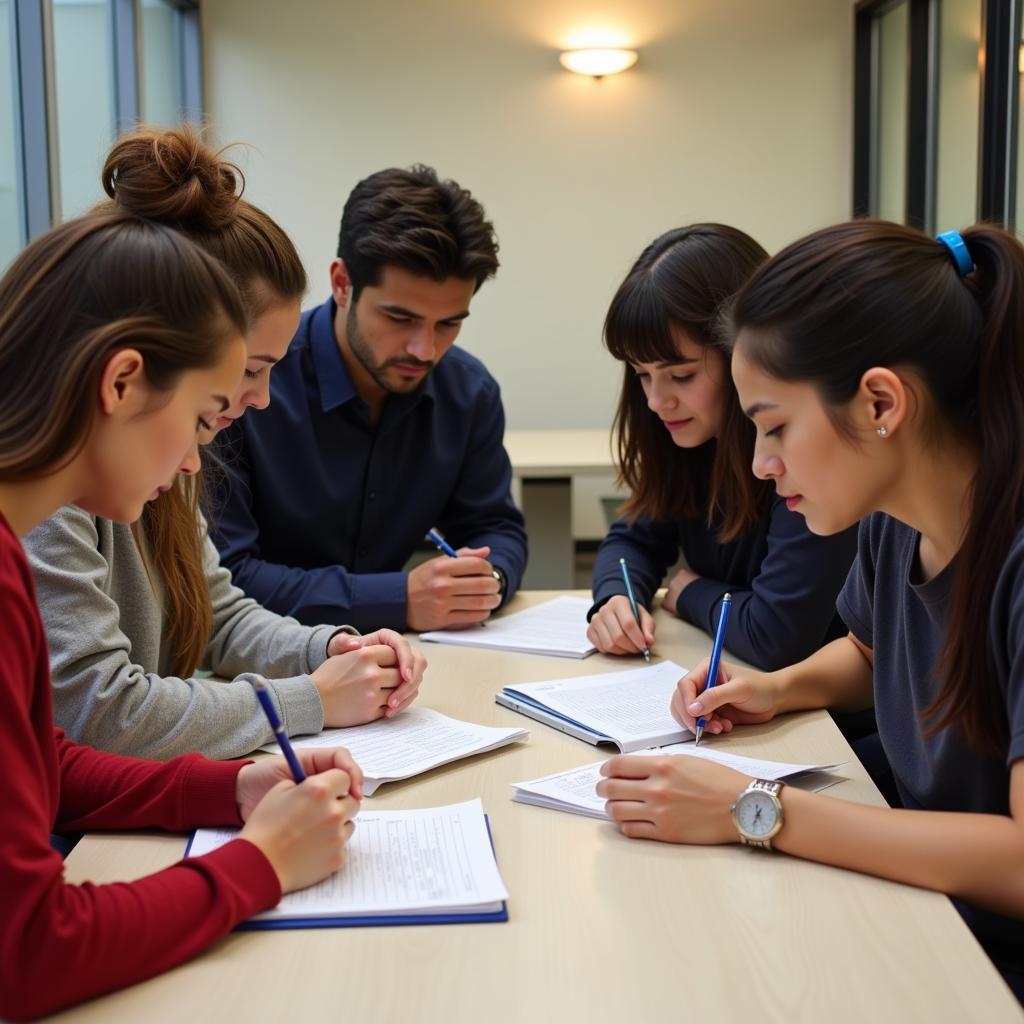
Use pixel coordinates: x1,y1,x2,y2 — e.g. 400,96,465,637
6,0,203,243
854,0,1024,230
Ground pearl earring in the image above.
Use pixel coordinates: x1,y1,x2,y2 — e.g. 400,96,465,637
877,425,888,438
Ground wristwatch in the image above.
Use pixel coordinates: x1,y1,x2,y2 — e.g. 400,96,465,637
491,565,508,600
731,778,785,850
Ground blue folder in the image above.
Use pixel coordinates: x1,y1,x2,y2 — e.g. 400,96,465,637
184,816,508,930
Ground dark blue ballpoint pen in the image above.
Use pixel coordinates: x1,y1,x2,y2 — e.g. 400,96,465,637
618,557,651,663
694,592,732,746
425,528,458,559
252,677,306,782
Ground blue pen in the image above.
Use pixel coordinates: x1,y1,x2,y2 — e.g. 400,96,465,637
252,677,306,782
618,557,651,663
694,593,732,746
425,528,458,559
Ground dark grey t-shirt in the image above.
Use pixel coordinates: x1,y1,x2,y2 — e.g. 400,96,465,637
837,512,1024,964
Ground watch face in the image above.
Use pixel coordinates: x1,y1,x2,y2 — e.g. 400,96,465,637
735,790,779,838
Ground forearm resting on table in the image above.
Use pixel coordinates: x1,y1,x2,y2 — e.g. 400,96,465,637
777,763,1024,918
773,635,874,715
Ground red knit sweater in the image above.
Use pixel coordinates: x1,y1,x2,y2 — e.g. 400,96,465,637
0,514,281,1020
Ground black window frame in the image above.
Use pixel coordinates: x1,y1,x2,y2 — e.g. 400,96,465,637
854,0,1024,230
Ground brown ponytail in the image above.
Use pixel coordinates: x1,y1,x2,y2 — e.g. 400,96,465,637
730,219,1024,755
929,226,1024,752
102,123,307,677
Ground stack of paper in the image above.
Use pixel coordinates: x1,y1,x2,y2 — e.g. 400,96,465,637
187,799,509,927
419,594,595,658
497,661,692,751
512,746,845,820
261,707,528,795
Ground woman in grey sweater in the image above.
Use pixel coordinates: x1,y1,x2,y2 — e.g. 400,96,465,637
24,125,425,760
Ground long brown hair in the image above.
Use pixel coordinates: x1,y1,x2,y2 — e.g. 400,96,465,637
102,123,306,677
730,219,1023,756
604,224,770,541
0,209,245,480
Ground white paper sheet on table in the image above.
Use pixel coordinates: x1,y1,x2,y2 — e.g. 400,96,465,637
419,594,595,658
511,745,845,819
187,799,509,919
500,660,693,752
261,706,528,795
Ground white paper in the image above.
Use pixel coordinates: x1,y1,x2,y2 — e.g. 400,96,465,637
419,595,595,658
511,747,845,820
262,707,528,795
503,661,692,752
188,799,508,919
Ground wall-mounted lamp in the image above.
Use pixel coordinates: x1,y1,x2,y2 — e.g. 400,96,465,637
558,48,638,78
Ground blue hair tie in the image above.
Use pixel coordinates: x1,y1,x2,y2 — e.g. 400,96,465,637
936,230,974,276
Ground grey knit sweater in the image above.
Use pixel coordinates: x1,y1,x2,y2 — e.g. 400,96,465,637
24,504,353,760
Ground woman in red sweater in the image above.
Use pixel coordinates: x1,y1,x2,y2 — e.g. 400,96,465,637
0,207,365,1020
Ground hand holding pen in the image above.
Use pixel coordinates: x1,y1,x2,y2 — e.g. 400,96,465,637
408,530,504,631
234,677,364,893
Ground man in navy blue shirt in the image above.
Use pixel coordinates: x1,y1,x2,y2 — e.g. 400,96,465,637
212,165,527,633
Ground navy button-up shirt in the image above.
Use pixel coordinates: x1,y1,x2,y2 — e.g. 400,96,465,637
211,298,528,632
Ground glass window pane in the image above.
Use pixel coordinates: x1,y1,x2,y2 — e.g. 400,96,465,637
1018,25,1024,233
0,0,20,269
876,1,908,222
935,0,981,230
141,0,182,126
52,0,114,219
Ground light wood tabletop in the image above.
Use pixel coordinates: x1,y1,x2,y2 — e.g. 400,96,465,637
57,592,1022,1023
503,428,613,478
503,429,615,588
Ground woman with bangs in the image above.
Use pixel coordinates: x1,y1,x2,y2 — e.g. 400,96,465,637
588,224,858,673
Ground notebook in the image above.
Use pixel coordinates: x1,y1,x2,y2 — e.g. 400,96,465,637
419,594,595,658
261,707,528,795
185,799,508,928
496,660,692,752
512,746,846,819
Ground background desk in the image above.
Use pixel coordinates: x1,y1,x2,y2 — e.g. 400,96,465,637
58,593,1021,1023
504,428,613,589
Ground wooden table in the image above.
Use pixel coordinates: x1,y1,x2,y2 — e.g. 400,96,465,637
58,593,1022,1023
504,428,614,589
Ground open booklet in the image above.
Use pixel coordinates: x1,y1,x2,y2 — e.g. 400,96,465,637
261,707,528,796
186,799,509,928
419,594,596,658
512,746,846,820
496,661,692,752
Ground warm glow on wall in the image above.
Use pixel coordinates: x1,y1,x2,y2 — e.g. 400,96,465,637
558,48,638,78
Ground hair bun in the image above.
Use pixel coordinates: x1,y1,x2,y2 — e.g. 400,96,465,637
102,124,243,231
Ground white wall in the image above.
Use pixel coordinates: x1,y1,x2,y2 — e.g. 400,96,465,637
203,0,854,535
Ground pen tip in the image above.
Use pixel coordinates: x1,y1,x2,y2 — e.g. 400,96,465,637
694,727,702,746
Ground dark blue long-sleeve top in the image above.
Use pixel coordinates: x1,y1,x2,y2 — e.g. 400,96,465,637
210,297,528,633
591,488,858,671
